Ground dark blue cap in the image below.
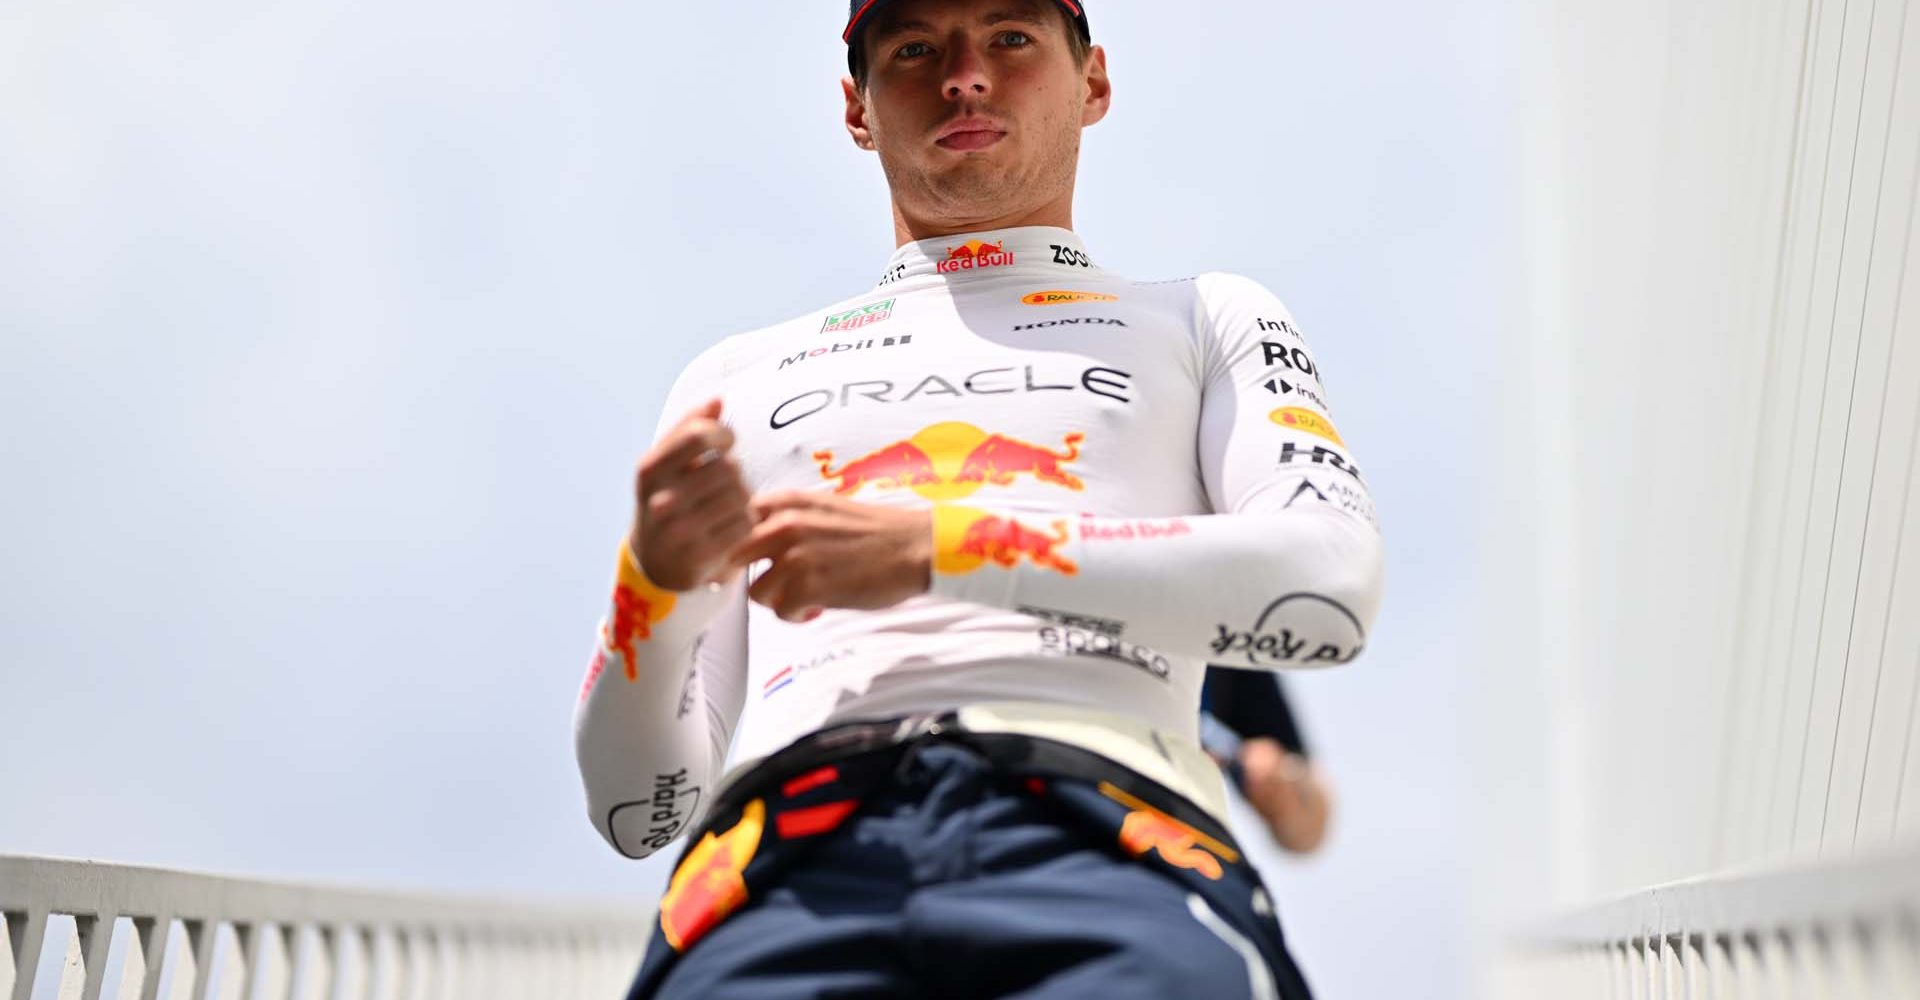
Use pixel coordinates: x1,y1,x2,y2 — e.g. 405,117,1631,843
843,1,1090,49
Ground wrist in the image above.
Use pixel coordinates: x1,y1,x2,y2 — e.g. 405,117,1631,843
912,509,935,593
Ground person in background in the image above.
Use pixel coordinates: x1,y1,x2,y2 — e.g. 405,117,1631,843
1201,667,1334,855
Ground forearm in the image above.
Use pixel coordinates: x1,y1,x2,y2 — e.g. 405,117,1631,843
573,543,738,858
927,505,1383,669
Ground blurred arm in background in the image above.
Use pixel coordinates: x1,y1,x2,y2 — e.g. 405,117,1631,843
1201,665,1335,855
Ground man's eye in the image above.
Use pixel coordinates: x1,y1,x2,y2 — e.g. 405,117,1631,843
1000,30,1032,46
896,41,932,59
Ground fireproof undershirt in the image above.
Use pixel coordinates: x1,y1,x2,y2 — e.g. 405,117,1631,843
573,226,1384,859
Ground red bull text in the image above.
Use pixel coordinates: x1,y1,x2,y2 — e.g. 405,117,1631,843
938,240,1015,274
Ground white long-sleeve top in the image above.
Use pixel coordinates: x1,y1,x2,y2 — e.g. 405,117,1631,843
574,226,1384,858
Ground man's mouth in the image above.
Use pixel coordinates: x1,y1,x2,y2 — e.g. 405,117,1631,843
935,118,1008,151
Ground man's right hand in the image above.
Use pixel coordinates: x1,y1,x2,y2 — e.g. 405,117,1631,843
631,399,754,592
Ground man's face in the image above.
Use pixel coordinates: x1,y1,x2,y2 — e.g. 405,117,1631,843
845,0,1109,227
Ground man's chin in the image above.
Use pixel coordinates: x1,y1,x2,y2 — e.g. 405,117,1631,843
922,165,1017,206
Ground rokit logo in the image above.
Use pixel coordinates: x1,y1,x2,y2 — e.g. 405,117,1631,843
1050,243,1093,268
778,336,914,369
1012,316,1128,332
1039,625,1171,681
822,299,895,333
1261,341,1319,380
607,768,703,857
1211,593,1366,667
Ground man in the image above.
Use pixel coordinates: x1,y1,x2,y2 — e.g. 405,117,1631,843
1202,668,1334,855
573,2,1384,996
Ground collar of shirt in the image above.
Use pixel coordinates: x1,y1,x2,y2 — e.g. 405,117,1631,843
873,226,1101,290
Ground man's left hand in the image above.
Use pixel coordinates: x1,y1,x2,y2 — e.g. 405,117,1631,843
726,491,933,622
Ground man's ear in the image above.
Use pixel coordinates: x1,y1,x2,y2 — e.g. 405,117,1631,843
1081,46,1111,128
843,76,876,151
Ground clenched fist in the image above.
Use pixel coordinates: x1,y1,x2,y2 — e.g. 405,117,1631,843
630,399,754,592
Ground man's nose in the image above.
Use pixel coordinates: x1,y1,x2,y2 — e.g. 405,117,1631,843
942,43,991,98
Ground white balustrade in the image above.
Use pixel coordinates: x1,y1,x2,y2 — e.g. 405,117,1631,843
1507,840,1920,997
0,855,652,1000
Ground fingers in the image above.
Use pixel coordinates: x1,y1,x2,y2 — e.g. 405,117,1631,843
747,553,823,623
642,420,737,489
726,508,805,571
729,493,928,620
630,400,750,592
701,512,756,581
643,458,749,526
748,489,822,522
734,497,830,621
724,491,823,568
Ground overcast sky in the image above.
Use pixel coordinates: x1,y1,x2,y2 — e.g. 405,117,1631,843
0,2,1514,996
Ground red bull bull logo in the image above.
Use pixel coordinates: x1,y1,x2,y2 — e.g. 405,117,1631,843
814,422,1085,503
933,505,1079,577
1101,782,1239,881
659,799,766,951
937,240,1014,274
605,546,679,682
1269,406,1344,446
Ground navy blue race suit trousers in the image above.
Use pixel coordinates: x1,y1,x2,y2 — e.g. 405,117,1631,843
625,738,1315,1000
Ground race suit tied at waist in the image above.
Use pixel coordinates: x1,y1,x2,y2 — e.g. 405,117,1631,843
708,700,1233,840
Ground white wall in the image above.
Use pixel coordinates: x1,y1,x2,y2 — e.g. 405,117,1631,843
1480,0,1920,987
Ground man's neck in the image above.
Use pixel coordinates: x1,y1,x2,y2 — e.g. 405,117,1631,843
891,192,1076,247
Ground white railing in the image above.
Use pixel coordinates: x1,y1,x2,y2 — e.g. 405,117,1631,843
1501,841,1920,998
0,855,652,1000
